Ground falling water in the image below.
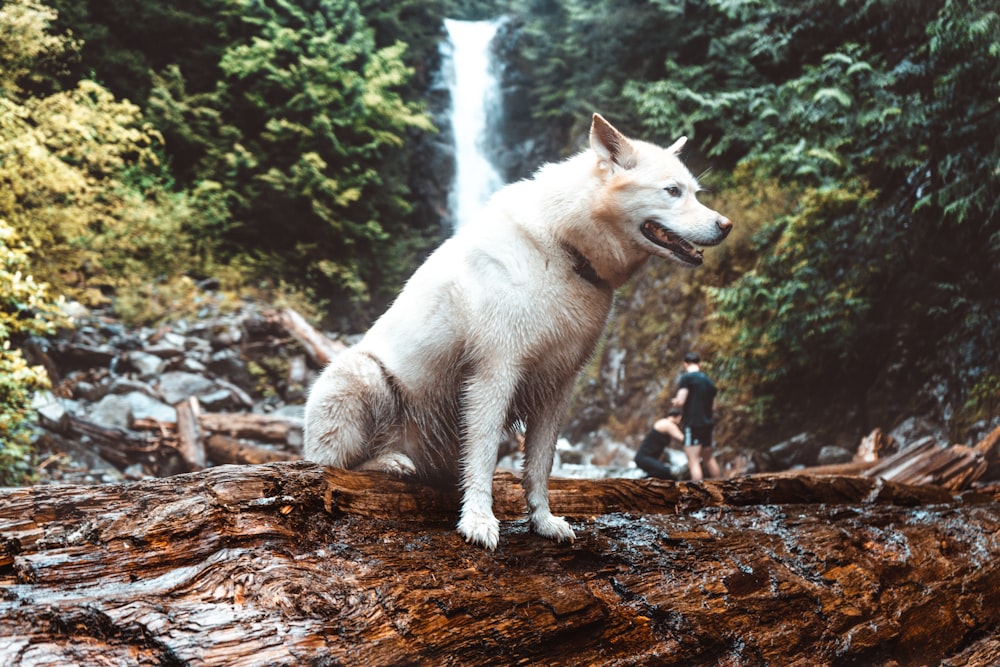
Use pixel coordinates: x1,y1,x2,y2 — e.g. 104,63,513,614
441,19,504,230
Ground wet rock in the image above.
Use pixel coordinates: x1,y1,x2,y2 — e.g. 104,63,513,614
768,432,822,469
207,349,254,393
122,463,152,480
53,341,117,371
215,379,254,408
107,330,143,352
718,447,763,477
88,394,135,430
34,397,69,434
557,444,587,466
108,378,159,399
177,358,207,374
890,415,949,449
87,391,177,429
145,342,185,360
197,388,238,412
590,441,638,468
210,324,243,349
161,331,188,348
270,404,304,420
124,351,164,379
817,445,854,466
156,372,218,406
72,380,104,402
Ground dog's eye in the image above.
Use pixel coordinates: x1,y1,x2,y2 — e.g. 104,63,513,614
664,185,682,197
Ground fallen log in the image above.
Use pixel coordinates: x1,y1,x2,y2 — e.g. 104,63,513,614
759,459,878,478
855,427,897,462
974,423,1000,481
63,414,185,475
59,409,302,478
2,463,998,666
271,307,345,367
975,423,1000,457
131,412,302,446
205,433,299,465
198,411,303,446
173,396,206,471
864,437,987,491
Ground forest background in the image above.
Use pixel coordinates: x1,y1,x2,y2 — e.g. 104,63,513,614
1,0,998,483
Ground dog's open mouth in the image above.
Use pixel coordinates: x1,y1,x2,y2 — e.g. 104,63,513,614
641,220,704,266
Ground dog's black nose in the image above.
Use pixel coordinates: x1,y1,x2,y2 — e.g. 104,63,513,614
716,216,733,236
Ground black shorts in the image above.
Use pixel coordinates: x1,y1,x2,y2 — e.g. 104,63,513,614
684,425,713,448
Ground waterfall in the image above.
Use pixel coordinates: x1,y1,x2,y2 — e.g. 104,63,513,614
441,19,504,231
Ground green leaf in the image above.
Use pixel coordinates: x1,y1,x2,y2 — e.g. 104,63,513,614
812,87,852,107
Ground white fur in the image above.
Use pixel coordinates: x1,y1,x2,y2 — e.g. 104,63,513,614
304,114,731,549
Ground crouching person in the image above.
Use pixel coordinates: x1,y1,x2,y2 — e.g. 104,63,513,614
635,407,684,480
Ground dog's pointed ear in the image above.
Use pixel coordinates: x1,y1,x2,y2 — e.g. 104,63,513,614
591,113,636,170
668,136,688,155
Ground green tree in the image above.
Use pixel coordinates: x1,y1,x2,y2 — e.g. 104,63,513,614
0,76,206,309
1,0,220,323
626,0,1000,437
152,0,435,319
504,0,998,441
44,0,240,101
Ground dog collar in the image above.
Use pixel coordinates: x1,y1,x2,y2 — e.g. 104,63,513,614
563,243,610,290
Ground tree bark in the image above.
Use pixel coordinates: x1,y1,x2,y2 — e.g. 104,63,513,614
2,463,998,667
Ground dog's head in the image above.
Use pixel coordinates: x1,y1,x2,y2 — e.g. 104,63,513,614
590,113,732,268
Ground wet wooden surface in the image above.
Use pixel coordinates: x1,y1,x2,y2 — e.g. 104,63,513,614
2,461,998,666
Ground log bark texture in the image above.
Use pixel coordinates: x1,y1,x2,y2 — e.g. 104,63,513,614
2,462,998,666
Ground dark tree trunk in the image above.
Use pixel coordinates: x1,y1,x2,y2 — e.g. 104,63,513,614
2,463,998,666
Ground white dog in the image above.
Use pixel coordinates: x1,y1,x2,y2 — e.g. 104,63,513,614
304,113,732,549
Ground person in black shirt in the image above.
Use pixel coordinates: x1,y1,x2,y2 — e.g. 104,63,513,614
634,407,684,479
672,352,722,481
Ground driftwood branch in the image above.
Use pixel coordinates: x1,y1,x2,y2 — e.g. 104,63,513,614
2,463,998,666
864,439,986,491
174,396,206,471
197,411,303,445
205,433,298,465
768,427,995,493
272,307,345,367
62,410,303,475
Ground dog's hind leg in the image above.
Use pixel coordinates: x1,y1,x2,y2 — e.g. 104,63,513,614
303,351,410,474
356,450,416,477
522,388,576,544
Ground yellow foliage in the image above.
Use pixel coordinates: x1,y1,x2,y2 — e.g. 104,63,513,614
0,78,171,304
1,220,65,482
697,164,803,408
0,0,75,97
700,162,802,278
28,81,163,178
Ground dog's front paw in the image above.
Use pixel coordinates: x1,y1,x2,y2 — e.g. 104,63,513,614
457,510,500,550
531,512,576,544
